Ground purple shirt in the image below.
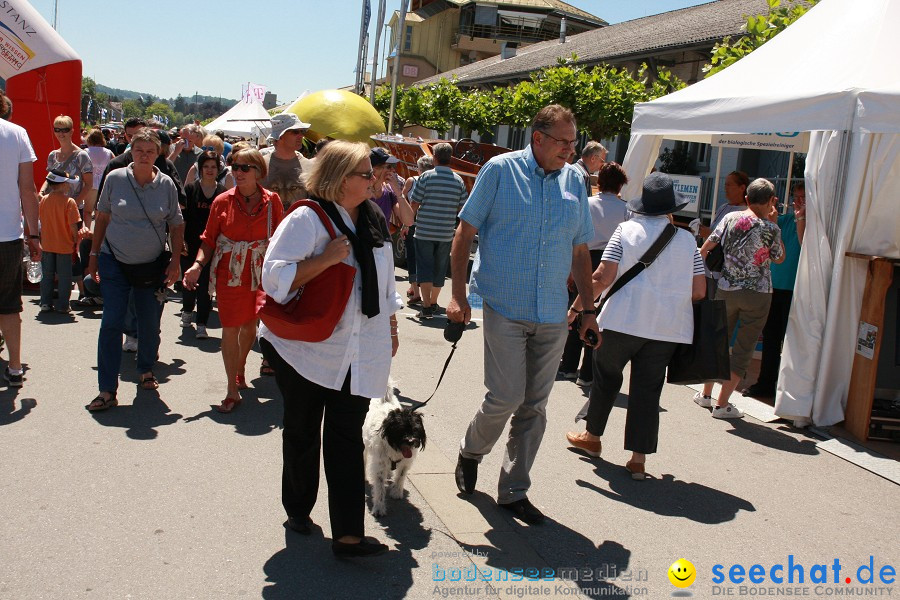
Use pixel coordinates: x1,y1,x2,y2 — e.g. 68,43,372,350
372,186,397,223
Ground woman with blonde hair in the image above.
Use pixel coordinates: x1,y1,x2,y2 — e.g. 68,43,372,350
259,140,402,556
182,147,283,412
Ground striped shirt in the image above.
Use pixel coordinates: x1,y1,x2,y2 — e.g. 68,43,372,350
410,166,468,242
460,145,594,323
603,226,706,275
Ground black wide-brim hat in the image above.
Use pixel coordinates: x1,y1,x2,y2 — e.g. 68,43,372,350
627,172,690,216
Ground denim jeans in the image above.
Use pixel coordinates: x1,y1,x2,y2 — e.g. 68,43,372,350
97,253,163,392
40,251,73,311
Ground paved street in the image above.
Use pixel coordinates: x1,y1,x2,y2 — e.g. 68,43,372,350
1,271,897,600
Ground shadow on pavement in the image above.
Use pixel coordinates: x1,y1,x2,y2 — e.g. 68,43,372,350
576,457,755,524
725,419,819,455
458,491,634,599
262,501,427,600
88,391,182,440
182,385,283,436
0,395,36,426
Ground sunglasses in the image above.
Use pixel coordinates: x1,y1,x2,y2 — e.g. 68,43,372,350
350,170,375,180
54,127,72,133
232,164,258,173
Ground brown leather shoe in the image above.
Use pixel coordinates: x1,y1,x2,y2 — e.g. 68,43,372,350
566,431,601,457
625,461,646,481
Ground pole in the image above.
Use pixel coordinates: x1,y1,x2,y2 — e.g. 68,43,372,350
369,0,387,104
355,0,370,95
52,0,58,29
387,0,408,133
709,145,723,225
783,151,795,214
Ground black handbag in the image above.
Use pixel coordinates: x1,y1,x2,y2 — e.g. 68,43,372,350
104,173,172,289
666,298,731,384
704,221,729,273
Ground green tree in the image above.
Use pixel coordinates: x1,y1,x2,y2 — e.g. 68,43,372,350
144,101,174,125
705,0,819,77
122,99,143,119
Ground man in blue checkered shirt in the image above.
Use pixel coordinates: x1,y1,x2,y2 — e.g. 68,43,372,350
447,105,600,525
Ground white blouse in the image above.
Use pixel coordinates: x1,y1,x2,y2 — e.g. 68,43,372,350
259,203,403,398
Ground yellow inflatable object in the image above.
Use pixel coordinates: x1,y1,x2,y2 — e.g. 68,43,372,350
285,90,385,145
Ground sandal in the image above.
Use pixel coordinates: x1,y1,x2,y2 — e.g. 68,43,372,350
236,374,249,390
140,374,159,390
260,360,275,376
407,296,422,306
216,397,242,413
86,393,117,412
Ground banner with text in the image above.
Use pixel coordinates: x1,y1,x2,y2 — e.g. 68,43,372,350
712,132,809,153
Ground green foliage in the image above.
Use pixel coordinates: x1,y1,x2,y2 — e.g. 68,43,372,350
122,99,143,119
384,60,682,140
705,0,819,77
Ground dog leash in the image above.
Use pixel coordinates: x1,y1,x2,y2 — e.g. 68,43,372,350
414,321,464,410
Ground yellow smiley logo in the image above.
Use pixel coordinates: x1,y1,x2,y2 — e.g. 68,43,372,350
668,559,696,588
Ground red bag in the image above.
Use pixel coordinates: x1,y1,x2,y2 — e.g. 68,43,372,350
258,200,357,342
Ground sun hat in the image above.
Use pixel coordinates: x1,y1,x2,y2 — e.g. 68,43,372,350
370,147,399,167
45,169,79,184
269,113,311,141
626,172,690,216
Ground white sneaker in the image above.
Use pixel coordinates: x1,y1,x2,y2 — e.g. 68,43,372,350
195,324,208,339
693,392,713,408
123,335,138,352
712,403,744,419
180,312,193,327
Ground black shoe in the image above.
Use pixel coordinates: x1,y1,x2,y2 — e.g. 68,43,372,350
742,384,775,398
3,367,23,387
285,516,312,535
500,497,545,525
419,305,434,320
455,454,477,495
332,536,388,557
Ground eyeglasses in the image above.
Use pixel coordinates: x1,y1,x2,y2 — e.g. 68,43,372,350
350,170,375,180
232,164,258,173
54,127,72,133
539,131,577,148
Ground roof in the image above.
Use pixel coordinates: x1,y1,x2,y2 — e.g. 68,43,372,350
445,0,607,25
415,0,769,87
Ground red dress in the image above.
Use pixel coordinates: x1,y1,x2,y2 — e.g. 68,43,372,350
200,185,283,327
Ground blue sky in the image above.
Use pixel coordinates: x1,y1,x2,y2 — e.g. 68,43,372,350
29,0,710,103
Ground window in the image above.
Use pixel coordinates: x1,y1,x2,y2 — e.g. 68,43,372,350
404,25,413,51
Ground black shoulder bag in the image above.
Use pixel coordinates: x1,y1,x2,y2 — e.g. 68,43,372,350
105,174,172,289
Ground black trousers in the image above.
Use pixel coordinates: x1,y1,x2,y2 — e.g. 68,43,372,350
260,338,371,540
756,288,793,391
585,330,677,455
180,253,212,325
559,250,605,380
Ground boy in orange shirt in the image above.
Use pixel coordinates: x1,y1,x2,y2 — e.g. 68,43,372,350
38,170,80,314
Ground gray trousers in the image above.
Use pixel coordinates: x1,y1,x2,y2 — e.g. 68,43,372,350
460,303,567,504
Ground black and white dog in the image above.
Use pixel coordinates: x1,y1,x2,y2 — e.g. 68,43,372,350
363,384,426,516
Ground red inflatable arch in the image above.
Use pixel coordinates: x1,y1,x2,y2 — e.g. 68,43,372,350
1,0,81,189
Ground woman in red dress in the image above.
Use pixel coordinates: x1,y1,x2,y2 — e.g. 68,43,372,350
182,148,283,412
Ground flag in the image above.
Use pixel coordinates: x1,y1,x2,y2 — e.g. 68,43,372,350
364,0,371,30
243,83,267,104
101,108,107,120
86,98,93,118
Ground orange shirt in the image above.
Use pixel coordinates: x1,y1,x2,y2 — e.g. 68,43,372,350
38,193,79,254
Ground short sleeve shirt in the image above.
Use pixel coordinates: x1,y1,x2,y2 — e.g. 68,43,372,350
710,211,784,293
770,213,800,291
0,119,37,241
47,148,93,202
459,145,593,323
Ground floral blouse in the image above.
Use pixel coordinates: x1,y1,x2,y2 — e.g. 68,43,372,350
709,211,784,293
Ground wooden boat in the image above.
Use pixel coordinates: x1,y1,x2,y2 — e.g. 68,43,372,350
370,134,512,192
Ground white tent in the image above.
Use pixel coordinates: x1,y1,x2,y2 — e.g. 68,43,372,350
621,0,900,427
204,98,272,139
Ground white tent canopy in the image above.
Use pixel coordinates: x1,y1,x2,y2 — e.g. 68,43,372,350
622,0,900,427
203,98,271,138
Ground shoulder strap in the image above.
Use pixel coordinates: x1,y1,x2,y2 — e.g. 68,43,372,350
285,199,339,240
599,223,678,309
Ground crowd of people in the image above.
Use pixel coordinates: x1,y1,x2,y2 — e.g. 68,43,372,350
1,88,805,555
